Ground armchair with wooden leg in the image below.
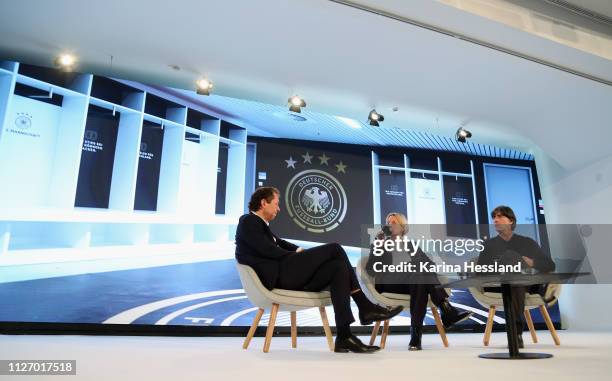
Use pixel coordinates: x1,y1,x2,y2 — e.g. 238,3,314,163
236,263,335,353
355,258,450,349
469,284,562,347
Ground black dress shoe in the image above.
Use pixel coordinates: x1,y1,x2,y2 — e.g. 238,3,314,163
440,300,473,329
334,335,381,353
408,326,422,351
359,305,403,325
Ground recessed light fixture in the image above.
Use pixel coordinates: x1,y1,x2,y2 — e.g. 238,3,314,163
456,127,472,143
53,53,77,71
288,95,306,113
368,109,384,126
196,78,213,95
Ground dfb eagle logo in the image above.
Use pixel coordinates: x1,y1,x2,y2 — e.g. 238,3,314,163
286,169,347,233
302,186,330,214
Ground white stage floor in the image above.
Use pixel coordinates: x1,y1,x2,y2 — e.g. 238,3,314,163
1,331,610,381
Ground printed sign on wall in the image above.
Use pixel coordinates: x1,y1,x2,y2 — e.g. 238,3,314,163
409,176,444,225
378,169,407,224
215,143,228,215
74,106,119,208
0,95,60,206
134,121,164,211
443,175,477,238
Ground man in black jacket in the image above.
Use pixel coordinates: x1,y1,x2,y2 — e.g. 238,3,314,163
236,187,402,353
477,205,556,348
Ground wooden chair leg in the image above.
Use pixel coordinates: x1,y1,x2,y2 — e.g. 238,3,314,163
483,306,495,346
524,309,538,343
290,311,297,348
380,320,390,349
369,321,381,345
243,308,264,349
431,306,449,347
539,305,561,346
319,307,334,351
263,303,279,353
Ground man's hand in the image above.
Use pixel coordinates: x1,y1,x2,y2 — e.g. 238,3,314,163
296,247,305,253
522,256,534,268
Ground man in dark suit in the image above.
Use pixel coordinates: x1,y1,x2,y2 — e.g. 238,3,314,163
236,187,402,353
477,205,556,348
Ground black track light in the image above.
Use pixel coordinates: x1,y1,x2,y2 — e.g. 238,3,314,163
53,53,77,72
456,127,472,143
196,78,213,95
288,95,306,113
368,109,384,126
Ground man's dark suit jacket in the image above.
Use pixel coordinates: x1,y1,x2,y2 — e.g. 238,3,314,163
235,213,298,290
477,233,555,273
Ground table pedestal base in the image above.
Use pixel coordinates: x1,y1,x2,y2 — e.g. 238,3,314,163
479,352,553,360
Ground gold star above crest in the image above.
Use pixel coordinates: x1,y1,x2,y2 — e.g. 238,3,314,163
318,153,331,165
335,161,347,173
302,152,313,164
285,156,297,169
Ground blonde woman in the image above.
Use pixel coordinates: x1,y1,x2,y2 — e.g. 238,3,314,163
366,212,472,350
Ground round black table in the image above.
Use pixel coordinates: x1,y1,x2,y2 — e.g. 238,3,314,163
441,272,589,360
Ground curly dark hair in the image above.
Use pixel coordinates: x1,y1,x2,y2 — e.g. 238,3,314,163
248,187,280,212
491,205,517,230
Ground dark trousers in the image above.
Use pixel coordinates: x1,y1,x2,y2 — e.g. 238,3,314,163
277,243,359,327
376,281,448,329
484,285,542,333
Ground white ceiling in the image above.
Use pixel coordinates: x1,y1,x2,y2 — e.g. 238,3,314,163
0,0,610,170
167,88,534,160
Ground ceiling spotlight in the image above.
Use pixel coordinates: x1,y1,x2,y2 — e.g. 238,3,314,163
368,109,384,126
53,53,77,71
288,95,306,113
455,127,472,143
196,78,213,95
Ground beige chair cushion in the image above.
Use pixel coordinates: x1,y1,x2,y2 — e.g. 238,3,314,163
271,289,331,299
470,284,562,310
356,257,444,309
236,263,333,311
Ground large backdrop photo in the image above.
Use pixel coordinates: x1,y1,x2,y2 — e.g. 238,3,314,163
0,61,559,334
